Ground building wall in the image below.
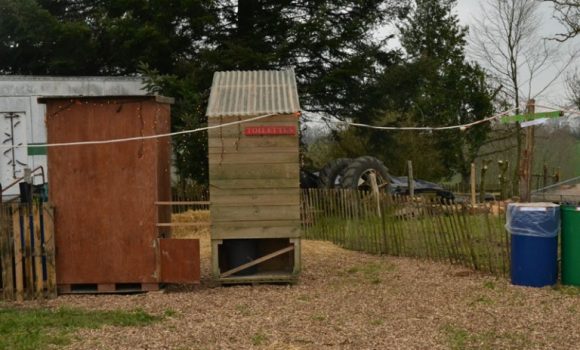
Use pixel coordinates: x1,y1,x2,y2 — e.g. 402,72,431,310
0,76,146,196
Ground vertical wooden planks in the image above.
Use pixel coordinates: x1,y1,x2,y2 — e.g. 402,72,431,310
482,204,497,274
456,204,479,270
379,193,387,254
12,206,24,301
33,204,44,298
0,203,57,301
291,238,301,274
23,206,34,300
499,202,511,277
297,188,510,277
1,205,14,299
42,204,57,298
420,201,434,260
341,189,349,249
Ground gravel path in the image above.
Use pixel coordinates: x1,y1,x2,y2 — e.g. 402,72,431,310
28,234,580,349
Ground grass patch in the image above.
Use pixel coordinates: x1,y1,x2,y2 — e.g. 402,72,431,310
469,295,494,306
251,331,268,346
442,323,531,350
483,281,496,290
296,294,310,302
343,262,393,284
442,324,469,350
360,263,382,284
0,307,161,350
311,314,326,322
552,285,580,296
346,267,359,274
163,309,177,317
370,319,384,326
235,304,251,316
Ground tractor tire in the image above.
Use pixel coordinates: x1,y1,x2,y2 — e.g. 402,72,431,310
339,156,390,191
318,158,352,188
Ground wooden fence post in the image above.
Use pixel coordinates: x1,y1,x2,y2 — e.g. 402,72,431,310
470,163,476,206
498,160,509,200
479,160,491,202
369,172,381,217
518,99,535,202
407,160,414,198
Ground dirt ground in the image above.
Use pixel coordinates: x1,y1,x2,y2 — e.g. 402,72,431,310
17,225,574,350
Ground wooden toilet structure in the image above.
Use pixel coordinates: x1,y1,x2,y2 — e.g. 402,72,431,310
206,69,301,283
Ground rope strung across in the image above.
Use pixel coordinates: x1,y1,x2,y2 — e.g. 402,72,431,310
1,105,577,150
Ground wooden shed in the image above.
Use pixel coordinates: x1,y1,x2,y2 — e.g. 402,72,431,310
207,69,301,283
39,95,200,293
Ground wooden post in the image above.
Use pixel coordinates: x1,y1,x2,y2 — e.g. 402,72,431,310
498,160,509,200
1,204,15,300
542,164,548,189
43,205,57,298
518,99,535,202
479,160,491,203
33,205,44,299
407,160,414,198
12,207,24,302
369,172,381,217
23,206,33,299
470,163,476,206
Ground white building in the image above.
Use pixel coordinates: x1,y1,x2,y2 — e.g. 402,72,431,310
0,76,147,197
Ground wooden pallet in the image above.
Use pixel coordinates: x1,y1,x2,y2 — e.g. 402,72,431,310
1,203,57,301
58,283,160,294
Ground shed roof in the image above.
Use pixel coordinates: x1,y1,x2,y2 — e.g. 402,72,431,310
206,69,300,117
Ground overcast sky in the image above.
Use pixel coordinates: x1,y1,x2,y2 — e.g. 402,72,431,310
455,0,579,108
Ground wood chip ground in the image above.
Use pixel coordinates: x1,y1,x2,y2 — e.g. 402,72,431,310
8,219,580,349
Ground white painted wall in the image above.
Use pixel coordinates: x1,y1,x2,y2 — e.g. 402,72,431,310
0,76,147,197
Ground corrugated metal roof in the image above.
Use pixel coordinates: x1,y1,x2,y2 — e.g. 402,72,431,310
206,69,300,117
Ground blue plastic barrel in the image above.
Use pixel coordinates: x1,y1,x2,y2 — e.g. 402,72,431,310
507,203,560,287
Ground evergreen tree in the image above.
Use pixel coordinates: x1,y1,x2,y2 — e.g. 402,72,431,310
1,0,410,183
388,0,493,180
1,0,492,183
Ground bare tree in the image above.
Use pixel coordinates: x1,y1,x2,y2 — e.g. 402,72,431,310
470,0,578,196
566,69,580,109
545,0,580,41
471,0,576,108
